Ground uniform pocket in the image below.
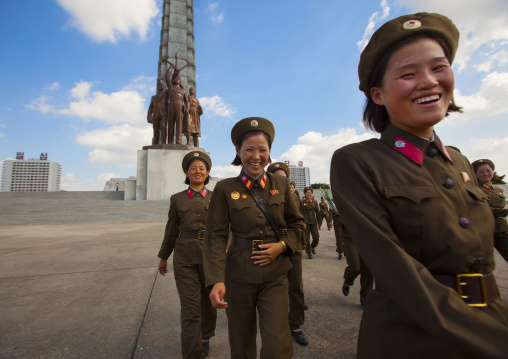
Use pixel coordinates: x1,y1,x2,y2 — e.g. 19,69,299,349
383,185,441,203
229,200,250,212
465,186,488,201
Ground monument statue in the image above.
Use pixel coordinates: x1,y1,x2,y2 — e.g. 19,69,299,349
164,54,190,145
184,87,203,147
147,81,169,144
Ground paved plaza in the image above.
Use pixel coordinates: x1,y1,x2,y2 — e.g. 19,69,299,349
0,193,507,358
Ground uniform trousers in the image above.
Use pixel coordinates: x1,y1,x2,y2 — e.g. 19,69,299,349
304,224,319,255
333,216,344,254
495,231,508,262
225,275,293,359
288,250,305,330
173,261,217,359
168,101,184,144
343,232,373,303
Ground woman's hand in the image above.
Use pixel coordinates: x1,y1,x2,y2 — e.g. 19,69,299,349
252,242,284,266
210,283,228,309
158,259,168,276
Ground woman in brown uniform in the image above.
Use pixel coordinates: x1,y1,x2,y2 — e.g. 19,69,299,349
203,117,304,359
302,187,321,259
472,159,508,262
330,13,508,358
157,151,217,358
267,163,308,346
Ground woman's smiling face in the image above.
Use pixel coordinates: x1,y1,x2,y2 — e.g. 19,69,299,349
370,38,454,139
236,133,270,178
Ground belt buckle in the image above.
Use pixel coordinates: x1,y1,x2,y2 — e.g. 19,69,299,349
197,230,205,240
252,239,263,252
456,273,488,307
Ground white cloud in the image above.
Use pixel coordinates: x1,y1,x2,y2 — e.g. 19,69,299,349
446,71,508,124
394,0,508,72
357,0,390,51
45,82,60,91
76,124,152,166
0,133,4,139
58,81,146,124
200,95,235,118
25,96,57,114
276,128,376,184
122,75,157,97
473,50,508,73
56,0,159,43
207,2,224,24
212,164,240,179
61,172,122,191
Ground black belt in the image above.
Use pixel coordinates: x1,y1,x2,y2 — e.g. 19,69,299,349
375,272,498,307
179,230,205,240
231,235,277,251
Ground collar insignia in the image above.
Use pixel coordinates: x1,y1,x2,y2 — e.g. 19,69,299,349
240,172,266,190
393,136,424,165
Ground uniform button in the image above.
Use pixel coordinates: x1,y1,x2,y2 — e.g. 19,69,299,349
458,217,470,228
427,146,438,157
472,258,486,273
258,231,263,235
197,214,201,217
444,178,454,189
257,214,263,218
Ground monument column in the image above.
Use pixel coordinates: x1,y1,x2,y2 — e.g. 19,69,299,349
158,0,196,92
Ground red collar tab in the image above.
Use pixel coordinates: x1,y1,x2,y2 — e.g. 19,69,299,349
393,136,424,165
240,172,266,190
188,187,207,199
440,142,454,164
482,182,493,190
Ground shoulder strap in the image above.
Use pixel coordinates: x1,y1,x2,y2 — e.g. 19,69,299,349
244,185,281,242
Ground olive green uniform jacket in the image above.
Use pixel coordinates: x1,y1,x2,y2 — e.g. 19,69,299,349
478,182,508,262
330,125,508,358
301,199,321,225
158,187,217,359
203,171,304,286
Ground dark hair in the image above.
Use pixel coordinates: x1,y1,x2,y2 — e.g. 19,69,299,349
184,158,210,185
363,34,462,133
231,131,272,166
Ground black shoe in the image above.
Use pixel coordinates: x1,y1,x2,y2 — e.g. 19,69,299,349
328,228,331,230
318,227,321,230
304,303,309,310
291,330,309,346
342,283,350,296
312,249,316,255
308,254,313,259
202,341,209,357
338,254,343,260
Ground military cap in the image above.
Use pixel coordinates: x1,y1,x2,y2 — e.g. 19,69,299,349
267,162,290,177
472,159,495,172
358,12,459,96
231,117,275,146
304,187,313,194
182,151,212,173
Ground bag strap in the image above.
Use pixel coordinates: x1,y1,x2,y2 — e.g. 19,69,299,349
241,179,281,242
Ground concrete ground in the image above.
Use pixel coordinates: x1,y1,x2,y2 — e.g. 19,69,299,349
1,221,507,359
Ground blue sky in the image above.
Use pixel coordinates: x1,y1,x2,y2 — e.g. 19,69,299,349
1,0,508,190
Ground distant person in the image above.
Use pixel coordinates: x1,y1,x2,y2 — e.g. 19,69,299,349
115,182,119,191
267,163,308,347
330,12,508,357
472,159,508,262
203,117,304,359
157,151,217,358
318,197,331,230
302,187,320,259
329,204,344,260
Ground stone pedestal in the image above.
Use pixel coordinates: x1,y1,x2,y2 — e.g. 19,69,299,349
124,179,137,200
136,147,207,201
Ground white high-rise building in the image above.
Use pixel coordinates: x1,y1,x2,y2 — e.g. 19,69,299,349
288,164,311,194
1,154,61,192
